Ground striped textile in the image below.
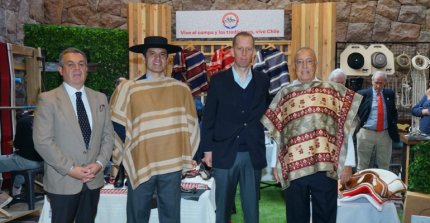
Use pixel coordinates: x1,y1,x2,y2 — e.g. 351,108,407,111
110,77,200,190
253,48,290,95
262,81,362,189
207,47,234,79
101,188,127,195
172,49,209,96
181,182,210,190
0,42,15,157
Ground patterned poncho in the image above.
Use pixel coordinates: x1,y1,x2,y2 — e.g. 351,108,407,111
110,77,200,189
262,81,362,189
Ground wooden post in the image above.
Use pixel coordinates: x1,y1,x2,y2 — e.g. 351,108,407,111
128,3,173,80
10,45,42,106
291,2,336,81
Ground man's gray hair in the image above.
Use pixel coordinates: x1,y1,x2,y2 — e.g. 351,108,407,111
328,68,346,82
58,47,88,67
371,71,388,81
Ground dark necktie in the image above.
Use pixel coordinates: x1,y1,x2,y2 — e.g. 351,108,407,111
376,91,384,132
76,92,91,148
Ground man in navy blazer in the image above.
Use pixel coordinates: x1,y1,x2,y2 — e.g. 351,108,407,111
356,71,399,171
200,32,270,223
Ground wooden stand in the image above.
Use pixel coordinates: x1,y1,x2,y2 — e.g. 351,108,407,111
400,134,422,185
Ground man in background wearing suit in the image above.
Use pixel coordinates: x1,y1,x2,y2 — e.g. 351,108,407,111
200,32,270,223
356,71,400,171
33,48,114,223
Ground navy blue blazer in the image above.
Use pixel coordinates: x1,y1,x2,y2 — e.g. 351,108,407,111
357,88,400,142
200,68,270,169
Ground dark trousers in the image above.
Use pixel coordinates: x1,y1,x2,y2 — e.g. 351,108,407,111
284,171,337,223
47,184,101,223
213,152,261,223
126,171,182,223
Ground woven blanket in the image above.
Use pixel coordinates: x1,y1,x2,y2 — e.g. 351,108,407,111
262,81,362,189
0,42,14,156
101,187,128,195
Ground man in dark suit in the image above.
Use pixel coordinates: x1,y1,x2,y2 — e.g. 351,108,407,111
200,32,270,223
356,71,399,171
33,48,114,223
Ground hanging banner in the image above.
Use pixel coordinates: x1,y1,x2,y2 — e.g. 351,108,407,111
176,10,284,38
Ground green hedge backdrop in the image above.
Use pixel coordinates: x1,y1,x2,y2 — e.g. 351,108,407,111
24,24,129,97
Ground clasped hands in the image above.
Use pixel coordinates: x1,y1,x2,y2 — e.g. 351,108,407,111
68,162,102,183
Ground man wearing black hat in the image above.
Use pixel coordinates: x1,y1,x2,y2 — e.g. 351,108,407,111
110,36,199,223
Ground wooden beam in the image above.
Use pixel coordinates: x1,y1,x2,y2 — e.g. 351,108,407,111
290,2,336,81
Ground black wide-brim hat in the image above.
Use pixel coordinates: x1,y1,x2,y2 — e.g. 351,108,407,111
129,36,182,54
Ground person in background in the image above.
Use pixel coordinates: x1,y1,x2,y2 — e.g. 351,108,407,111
199,32,270,223
263,47,362,223
33,47,114,223
411,87,430,135
110,36,199,223
328,68,357,184
0,110,43,207
356,71,400,171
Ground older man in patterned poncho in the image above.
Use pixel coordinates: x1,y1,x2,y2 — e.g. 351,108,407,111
262,47,362,223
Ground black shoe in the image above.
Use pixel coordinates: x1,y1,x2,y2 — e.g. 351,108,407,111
114,164,125,188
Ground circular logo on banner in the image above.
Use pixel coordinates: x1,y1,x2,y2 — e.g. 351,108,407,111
222,12,239,29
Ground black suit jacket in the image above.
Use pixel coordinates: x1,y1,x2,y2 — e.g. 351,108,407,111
357,88,400,142
200,68,270,169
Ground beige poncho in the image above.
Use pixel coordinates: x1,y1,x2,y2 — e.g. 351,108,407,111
110,77,200,189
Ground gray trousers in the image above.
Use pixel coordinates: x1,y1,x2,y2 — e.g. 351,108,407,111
126,171,182,223
357,128,392,170
213,152,261,223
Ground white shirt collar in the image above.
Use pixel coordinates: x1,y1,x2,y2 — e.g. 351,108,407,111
63,82,86,97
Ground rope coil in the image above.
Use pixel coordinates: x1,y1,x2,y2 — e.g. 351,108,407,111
412,54,430,71
396,53,411,69
409,54,429,134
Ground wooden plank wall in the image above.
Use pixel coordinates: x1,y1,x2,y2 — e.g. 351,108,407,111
127,3,336,81
291,2,336,81
10,45,42,106
128,3,172,80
